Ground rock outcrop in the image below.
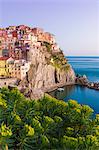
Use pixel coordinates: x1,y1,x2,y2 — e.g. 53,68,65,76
20,42,75,99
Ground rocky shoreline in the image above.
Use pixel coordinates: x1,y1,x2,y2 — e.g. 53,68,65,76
18,81,75,99
42,81,75,93
22,76,99,99
75,75,99,91
0,74,98,100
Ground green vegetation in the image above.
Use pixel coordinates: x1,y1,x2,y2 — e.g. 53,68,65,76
51,54,70,71
0,87,99,150
41,41,70,71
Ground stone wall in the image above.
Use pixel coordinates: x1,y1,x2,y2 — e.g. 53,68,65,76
0,78,17,88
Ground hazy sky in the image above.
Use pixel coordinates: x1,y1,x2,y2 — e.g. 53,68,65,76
0,0,99,56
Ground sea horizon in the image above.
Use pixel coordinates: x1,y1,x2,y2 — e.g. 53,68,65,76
67,56,99,57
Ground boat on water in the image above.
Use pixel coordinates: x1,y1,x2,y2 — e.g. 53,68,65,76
57,87,64,92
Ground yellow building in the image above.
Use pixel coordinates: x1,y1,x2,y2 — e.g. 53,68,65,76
0,57,9,77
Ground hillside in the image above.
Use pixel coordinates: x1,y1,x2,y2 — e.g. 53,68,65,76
0,25,75,98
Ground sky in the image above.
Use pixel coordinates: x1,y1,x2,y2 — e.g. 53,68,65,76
0,0,99,56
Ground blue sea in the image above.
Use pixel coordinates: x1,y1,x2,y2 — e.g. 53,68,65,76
68,56,99,82
50,56,99,115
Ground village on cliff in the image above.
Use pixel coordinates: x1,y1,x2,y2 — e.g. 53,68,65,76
0,25,60,86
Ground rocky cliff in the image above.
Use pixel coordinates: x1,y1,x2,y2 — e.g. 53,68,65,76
20,41,75,99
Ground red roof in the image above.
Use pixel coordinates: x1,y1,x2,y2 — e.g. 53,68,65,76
0,57,9,60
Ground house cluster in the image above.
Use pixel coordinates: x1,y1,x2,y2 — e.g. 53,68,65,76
0,57,31,80
0,25,59,80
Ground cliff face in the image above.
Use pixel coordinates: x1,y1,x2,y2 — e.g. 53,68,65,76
20,43,75,98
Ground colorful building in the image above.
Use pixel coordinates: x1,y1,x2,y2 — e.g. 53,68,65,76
0,25,59,80
0,57,9,77
7,59,31,80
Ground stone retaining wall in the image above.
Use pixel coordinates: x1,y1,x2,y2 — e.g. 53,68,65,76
0,78,17,88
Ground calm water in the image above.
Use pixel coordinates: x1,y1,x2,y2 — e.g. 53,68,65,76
50,57,99,114
68,56,99,82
